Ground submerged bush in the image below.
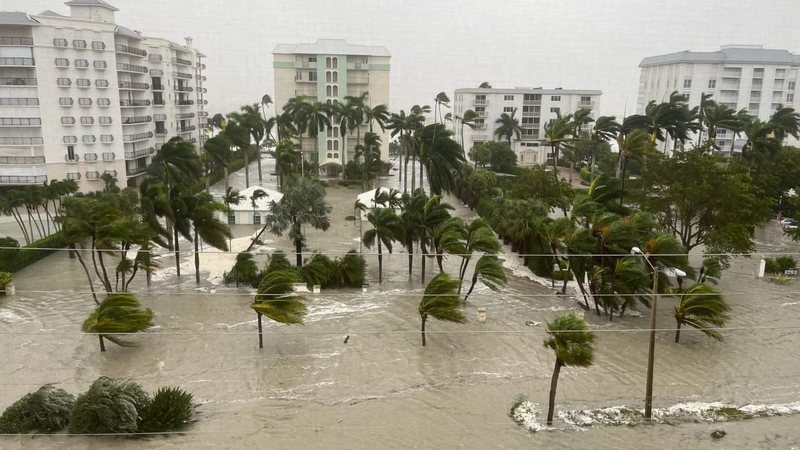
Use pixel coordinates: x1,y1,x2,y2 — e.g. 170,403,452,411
69,377,150,434
137,387,195,433
0,384,75,434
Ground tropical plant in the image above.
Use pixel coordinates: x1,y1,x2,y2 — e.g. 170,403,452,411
494,108,522,145
543,313,595,425
68,377,150,434
434,92,451,124
418,273,466,346
456,218,501,293
415,124,467,195
229,104,268,182
332,250,366,287
0,385,75,434
251,269,306,348
300,252,337,288
82,293,154,352
674,283,730,343
362,208,404,283
137,387,195,433
224,252,260,287
186,192,231,284
462,255,507,301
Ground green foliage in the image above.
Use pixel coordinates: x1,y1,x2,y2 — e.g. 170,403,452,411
419,273,466,323
503,167,575,213
764,256,797,274
137,387,195,433
333,250,366,287
251,269,307,324
224,252,260,287
674,283,731,342
0,271,12,290
265,250,293,273
82,293,154,348
0,385,75,434
544,314,595,367
301,253,337,288
0,231,67,273
69,377,150,434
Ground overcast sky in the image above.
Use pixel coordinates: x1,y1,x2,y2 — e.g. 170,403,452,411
7,0,800,117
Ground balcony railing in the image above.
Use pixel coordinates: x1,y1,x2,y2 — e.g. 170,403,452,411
173,57,192,66
0,37,33,46
121,116,152,125
116,63,148,73
119,81,150,90
173,72,192,79
123,131,154,142
179,125,196,132
522,100,542,105
174,85,193,92
176,99,194,106
152,84,164,91
0,137,43,146
0,156,45,164
0,175,47,184
65,154,80,163
473,99,488,106
0,57,35,66
578,101,595,108
0,118,41,127
124,147,155,159
176,113,195,119
120,99,151,107
155,129,167,136
0,78,36,86
126,165,148,176
84,153,98,162
153,99,166,106
115,44,147,57
102,152,115,161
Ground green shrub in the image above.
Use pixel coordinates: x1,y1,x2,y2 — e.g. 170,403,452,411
0,385,75,434
765,256,797,274
344,215,356,221
333,250,366,287
579,166,591,183
0,272,11,290
223,252,260,287
0,232,67,273
137,387,195,433
475,197,497,219
551,269,574,281
69,377,150,434
301,253,337,288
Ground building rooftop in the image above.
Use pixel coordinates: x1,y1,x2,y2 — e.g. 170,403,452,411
0,11,40,26
273,39,390,57
38,9,66,17
64,0,119,12
640,45,800,67
224,186,283,212
455,87,602,95
115,24,143,39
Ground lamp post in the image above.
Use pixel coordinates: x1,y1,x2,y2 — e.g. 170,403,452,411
631,246,686,420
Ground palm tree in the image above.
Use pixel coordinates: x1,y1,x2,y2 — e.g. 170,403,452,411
418,273,466,346
674,283,730,343
617,128,655,204
494,109,522,146
544,113,574,182
456,218,501,293
228,252,258,287
362,208,404,283
462,255,506,301
186,192,231,284
223,119,253,187
362,103,390,188
261,94,273,128
768,106,800,143
418,194,454,283
229,104,267,182
273,140,300,191
249,188,268,229
251,269,306,349
415,124,466,195
457,109,479,153
82,293,154,352
434,92,450,124
543,313,595,425
741,118,779,172
150,137,203,188
303,100,332,176
702,102,737,150
478,81,492,89
204,135,233,192
588,116,621,180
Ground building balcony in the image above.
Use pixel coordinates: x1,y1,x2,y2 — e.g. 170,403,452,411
475,111,487,118
578,101,595,108
155,129,167,136
0,155,45,164
174,85,193,92
0,175,47,185
173,72,192,79
0,37,33,46
84,153,98,162
120,99,151,107
119,81,150,90
102,152,115,161
124,131,154,143
0,77,36,86
124,147,155,159
121,115,152,125
173,57,192,66
473,99,488,106
522,100,541,106
175,99,194,106
176,112,195,119
126,165,148,176
152,84,164,91
65,154,79,163
179,125,196,133
0,137,43,146
153,99,166,106
471,134,487,141
115,44,147,57
296,61,317,69
116,63,148,74
520,134,540,141
0,117,41,127
346,62,369,71
0,57,34,67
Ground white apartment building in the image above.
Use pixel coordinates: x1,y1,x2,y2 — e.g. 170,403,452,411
638,45,800,152
453,87,601,165
273,39,390,176
0,0,208,191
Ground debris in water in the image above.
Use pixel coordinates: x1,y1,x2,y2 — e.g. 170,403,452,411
524,321,540,327
343,335,350,344
711,429,727,439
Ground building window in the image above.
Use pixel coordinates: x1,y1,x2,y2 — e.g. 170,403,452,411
67,172,81,180
708,79,716,89
308,56,316,63
504,95,514,101
228,213,235,224
776,68,786,78
60,97,74,106
97,98,110,106
326,71,331,82
55,58,70,67
326,85,332,96
332,57,338,69
327,152,333,158
78,98,92,106
523,94,541,101
309,71,317,81
332,72,338,82
550,107,560,114
54,38,68,47
76,78,91,87
789,81,796,91
99,116,112,125
326,57,331,69
753,68,764,78
93,60,107,70
95,79,108,88
551,95,561,101
73,40,87,49
57,78,72,87
253,214,261,225
64,136,78,144
788,94,795,103
333,127,339,138
80,116,94,125
333,140,339,151
360,56,368,64
503,107,514,113
295,70,302,81
683,79,692,88
75,59,89,69
82,135,96,144
91,41,105,50
61,117,75,125
332,86,338,97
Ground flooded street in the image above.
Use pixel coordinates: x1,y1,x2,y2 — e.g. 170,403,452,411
1,160,799,448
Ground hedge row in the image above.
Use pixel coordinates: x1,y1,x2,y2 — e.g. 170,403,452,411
0,232,67,273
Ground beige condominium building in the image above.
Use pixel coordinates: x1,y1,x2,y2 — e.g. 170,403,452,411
273,39,390,176
0,0,208,191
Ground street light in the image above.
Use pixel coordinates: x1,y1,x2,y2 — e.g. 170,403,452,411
630,246,686,420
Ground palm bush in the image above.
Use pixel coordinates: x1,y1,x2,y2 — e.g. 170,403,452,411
137,387,195,433
224,252,260,287
543,314,595,425
265,250,293,273
674,283,730,343
300,253,337,288
69,377,150,434
251,269,307,349
463,255,507,301
419,273,466,346
0,385,75,434
332,250,366,288
82,293,154,352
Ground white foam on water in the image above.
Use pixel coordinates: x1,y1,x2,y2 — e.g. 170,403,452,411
0,309,24,323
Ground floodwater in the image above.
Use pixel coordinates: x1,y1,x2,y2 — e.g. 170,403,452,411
1,159,799,449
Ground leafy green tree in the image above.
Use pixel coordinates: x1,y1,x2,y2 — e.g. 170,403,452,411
415,123,466,195
477,141,517,173
251,269,307,349
674,283,730,343
544,113,574,179
68,377,150,434
229,104,268,181
418,273,466,346
505,167,575,215
0,385,74,434
587,116,621,180
332,250,366,287
82,293,154,352
616,128,656,204
468,142,492,169
300,252,337,288
456,218,501,293
362,208,404,283
543,314,595,425
204,135,233,193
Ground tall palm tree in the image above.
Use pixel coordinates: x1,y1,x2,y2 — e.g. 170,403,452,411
150,137,203,188
434,92,450,124
457,109,479,153
769,106,800,143
82,293,154,352
617,128,655,204
462,255,506,301
222,119,253,188
222,186,244,247
418,194,454,283
251,269,306,349
362,103,390,187
186,192,231,284
273,140,300,191
543,313,595,425
588,116,621,180
478,81,492,89
494,108,522,146
204,135,233,193
260,93,273,127
418,273,465,346
340,94,368,165
302,101,332,176
674,283,730,343
229,104,267,182
387,110,411,191
456,218,501,294
702,103,737,150
741,118,779,172
362,208,404,283
399,189,426,278
415,124,466,195
544,113,574,182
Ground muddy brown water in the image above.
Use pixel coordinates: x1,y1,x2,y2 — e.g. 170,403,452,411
1,161,799,449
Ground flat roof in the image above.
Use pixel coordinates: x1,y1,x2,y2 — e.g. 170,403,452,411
640,45,800,67
273,39,390,57
454,87,602,95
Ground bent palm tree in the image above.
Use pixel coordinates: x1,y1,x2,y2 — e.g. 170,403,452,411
418,273,465,346
543,313,595,425
82,293,154,352
674,283,730,343
494,109,522,145
462,255,506,301
251,269,307,349
362,208,404,283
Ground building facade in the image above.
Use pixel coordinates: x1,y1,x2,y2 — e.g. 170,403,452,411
638,45,800,152
0,0,207,191
272,39,390,176
453,87,601,165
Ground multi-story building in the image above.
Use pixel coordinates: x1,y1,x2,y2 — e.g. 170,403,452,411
0,0,207,191
273,39,390,176
638,45,800,152
453,87,601,165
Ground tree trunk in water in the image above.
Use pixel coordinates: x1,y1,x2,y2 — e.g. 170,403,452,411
74,246,99,305
546,359,562,425
174,226,181,276
378,240,383,284
464,273,478,301
194,229,200,284
295,238,303,267
421,314,427,346
437,254,444,273
98,335,106,352
421,246,427,284
675,320,682,343
257,313,263,348
407,247,413,278
244,150,250,188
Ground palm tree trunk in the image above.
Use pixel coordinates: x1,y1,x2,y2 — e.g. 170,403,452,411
419,157,424,194
619,158,628,205
194,228,200,284
546,359,562,425
420,314,427,346
407,246,413,278
96,251,113,293
73,245,99,305
257,312,263,348
464,272,478,301
174,226,181,276
244,149,250,188
421,244,427,284
411,149,416,192
378,240,383,284
11,208,30,244
98,335,106,352
590,144,597,181
295,237,303,267
675,320,682,343
257,144,263,182
437,252,444,273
